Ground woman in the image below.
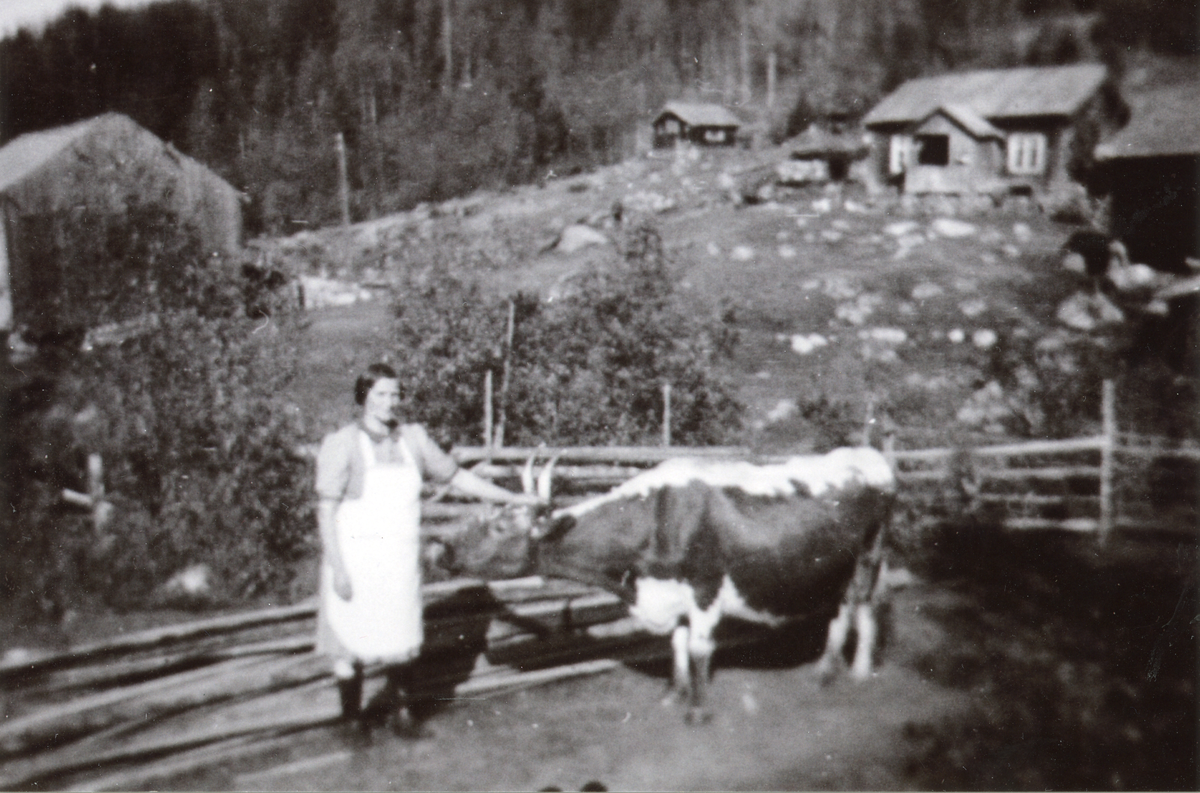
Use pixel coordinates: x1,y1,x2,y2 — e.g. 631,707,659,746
315,363,538,737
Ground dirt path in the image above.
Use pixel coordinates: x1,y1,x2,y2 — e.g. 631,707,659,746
171,583,975,792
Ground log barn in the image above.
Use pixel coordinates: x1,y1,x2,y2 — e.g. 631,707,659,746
1093,81,1200,273
0,113,242,336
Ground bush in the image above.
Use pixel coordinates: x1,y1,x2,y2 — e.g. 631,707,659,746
390,223,744,448
1,210,313,618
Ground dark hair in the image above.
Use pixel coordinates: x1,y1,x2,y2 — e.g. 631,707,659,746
354,363,398,405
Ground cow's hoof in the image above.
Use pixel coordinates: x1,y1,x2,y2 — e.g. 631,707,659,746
389,707,432,739
661,688,687,708
337,719,374,750
684,707,712,726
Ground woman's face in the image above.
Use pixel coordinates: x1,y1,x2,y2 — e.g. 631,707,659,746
363,377,401,427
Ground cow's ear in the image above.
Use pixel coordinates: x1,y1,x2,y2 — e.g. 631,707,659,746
536,514,575,543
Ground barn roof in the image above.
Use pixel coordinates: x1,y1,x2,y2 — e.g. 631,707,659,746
1094,81,1200,160
0,114,108,194
655,101,741,128
863,64,1108,128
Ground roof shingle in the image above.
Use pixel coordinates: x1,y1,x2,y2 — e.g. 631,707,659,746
864,64,1108,127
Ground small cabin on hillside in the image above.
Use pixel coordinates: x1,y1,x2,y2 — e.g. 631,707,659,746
863,64,1121,196
1093,82,1200,273
0,113,242,336
779,125,872,185
653,102,741,148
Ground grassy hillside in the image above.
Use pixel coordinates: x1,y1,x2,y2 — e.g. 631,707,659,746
277,142,1123,451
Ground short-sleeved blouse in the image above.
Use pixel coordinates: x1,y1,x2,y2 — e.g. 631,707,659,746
315,422,458,501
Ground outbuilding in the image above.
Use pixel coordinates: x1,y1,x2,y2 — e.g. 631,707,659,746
653,102,741,148
863,64,1121,196
1093,81,1200,273
0,113,242,336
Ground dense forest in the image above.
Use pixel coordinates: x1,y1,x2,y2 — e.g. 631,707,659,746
1,0,1196,234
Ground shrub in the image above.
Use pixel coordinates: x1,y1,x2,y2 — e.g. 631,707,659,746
1,209,313,618
389,223,744,448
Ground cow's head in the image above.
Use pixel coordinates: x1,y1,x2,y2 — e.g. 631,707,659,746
439,455,572,580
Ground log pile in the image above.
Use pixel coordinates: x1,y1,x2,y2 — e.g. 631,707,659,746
0,575,679,791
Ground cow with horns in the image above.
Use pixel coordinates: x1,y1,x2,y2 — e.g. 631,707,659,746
443,447,897,724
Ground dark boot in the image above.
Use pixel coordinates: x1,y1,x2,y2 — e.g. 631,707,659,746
385,664,430,738
336,666,363,720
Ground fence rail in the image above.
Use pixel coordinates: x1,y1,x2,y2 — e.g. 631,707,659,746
439,427,1198,539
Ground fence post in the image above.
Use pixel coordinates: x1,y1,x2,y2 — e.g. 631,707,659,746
483,370,494,458
661,384,672,447
335,133,351,227
1099,378,1116,543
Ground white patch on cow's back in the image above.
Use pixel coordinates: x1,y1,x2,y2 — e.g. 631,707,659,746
560,447,894,519
629,578,696,634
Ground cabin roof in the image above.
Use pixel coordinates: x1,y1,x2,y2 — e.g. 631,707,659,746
655,101,741,128
920,104,1005,140
1095,81,1200,160
864,64,1108,128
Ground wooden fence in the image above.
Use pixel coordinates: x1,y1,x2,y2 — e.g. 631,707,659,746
433,427,1199,540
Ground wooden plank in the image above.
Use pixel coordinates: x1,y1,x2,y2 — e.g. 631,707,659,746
1002,517,1100,532
0,602,318,683
0,653,327,759
451,446,759,465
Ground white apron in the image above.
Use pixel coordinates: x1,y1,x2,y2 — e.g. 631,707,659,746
319,431,424,664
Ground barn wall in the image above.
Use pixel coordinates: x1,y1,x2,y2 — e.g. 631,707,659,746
1107,155,1200,272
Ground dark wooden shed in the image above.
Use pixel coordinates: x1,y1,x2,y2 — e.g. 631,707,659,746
653,102,741,148
0,113,243,335
1093,82,1200,273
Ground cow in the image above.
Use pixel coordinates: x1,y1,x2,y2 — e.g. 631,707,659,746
444,447,897,724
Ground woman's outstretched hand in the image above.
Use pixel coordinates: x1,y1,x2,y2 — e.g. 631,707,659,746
333,563,354,601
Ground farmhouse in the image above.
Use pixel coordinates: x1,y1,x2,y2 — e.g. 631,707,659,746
863,64,1118,196
0,113,242,336
1093,81,1200,273
653,102,741,148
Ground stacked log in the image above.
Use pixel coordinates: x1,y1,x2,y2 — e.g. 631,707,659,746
0,575,680,791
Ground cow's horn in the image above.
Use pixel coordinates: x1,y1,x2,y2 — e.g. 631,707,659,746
536,454,560,501
521,454,536,495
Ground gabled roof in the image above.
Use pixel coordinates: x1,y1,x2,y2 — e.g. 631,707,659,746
787,126,870,158
864,64,1108,128
655,101,741,128
0,114,115,194
1095,81,1200,160
921,104,1005,140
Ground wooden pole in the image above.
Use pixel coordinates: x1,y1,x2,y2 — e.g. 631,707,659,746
661,384,672,447
494,299,515,449
1099,378,1116,543
442,0,453,94
483,370,494,456
334,133,350,227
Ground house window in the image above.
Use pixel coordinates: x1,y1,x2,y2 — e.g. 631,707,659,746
663,119,681,135
888,134,913,175
1007,132,1047,175
704,128,727,144
916,134,950,166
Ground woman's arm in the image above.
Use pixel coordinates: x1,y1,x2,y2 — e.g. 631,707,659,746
449,467,542,505
317,498,353,600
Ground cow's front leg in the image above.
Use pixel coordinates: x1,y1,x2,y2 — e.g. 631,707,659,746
683,606,720,725
850,602,876,679
662,623,692,707
816,603,852,685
